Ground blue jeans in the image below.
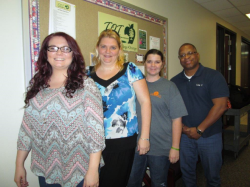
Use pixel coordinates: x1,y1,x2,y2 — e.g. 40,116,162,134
39,176,84,187
127,152,171,187
180,133,222,187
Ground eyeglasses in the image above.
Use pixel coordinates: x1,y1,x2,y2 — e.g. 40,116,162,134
47,46,72,53
178,51,197,59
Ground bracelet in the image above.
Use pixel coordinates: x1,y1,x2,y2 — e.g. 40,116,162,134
171,146,180,151
140,138,149,141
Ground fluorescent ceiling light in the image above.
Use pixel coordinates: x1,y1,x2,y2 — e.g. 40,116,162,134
246,13,250,19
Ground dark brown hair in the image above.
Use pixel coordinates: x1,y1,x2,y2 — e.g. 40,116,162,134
144,49,165,76
144,49,165,63
24,32,86,107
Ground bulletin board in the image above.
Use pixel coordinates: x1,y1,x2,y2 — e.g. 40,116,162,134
29,0,167,77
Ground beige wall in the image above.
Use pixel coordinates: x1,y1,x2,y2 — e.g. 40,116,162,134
1,0,250,186
123,0,250,84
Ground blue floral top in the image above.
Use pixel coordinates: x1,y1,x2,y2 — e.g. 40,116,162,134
89,62,144,139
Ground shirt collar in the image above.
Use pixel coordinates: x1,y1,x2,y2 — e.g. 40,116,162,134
181,63,204,78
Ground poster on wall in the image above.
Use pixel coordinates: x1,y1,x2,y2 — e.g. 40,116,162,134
98,12,138,52
139,29,147,50
49,0,76,38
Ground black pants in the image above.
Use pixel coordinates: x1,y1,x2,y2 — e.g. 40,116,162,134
99,134,137,187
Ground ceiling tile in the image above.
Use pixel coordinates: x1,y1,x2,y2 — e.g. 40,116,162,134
194,0,215,3
228,0,250,6
193,0,250,37
214,8,241,17
237,5,250,14
200,0,233,12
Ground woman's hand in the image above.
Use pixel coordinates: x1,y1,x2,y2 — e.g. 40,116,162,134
83,151,102,187
133,79,151,156
14,166,29,187
14,150,30,187
169,148,179,164
83,170,99,187
137,138,150,155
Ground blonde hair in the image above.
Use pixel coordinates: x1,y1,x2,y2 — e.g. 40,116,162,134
93,29,124,71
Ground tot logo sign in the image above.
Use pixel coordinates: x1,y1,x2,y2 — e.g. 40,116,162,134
103,22,136,45
99,12,138,52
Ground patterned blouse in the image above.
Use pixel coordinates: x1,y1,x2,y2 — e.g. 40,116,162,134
89,62,144,139
17,78,105,187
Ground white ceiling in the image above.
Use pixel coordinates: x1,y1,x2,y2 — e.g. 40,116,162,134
193,0,250,37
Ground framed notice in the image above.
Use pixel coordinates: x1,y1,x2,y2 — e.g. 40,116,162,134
149,36,160,50
136,53,144,63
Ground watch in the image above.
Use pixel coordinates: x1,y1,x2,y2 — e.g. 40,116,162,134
196,127,203,136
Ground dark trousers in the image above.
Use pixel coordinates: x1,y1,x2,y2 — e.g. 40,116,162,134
180,133,222,187
99,134,137,187
39,176,84,187
99,147,136,187
127,152,171,187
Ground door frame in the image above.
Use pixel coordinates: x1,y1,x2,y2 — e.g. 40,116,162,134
241,37,250,89
216,23,236,85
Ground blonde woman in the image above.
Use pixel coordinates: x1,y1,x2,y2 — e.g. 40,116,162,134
89,29,151,187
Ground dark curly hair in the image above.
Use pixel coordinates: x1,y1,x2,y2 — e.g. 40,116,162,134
24,32,86,107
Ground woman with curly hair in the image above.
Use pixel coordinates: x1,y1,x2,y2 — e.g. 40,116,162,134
14,32,105,187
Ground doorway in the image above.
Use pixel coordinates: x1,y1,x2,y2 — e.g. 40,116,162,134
241,37,250,90
216,23,236,84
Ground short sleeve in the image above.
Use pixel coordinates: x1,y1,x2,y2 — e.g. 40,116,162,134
83,78,105,153
17,109,32,151
209,71,229,99
168,82,188,119
127,62,145,84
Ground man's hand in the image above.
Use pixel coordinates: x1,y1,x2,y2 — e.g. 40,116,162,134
182,124,201,140
182,124,190,135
